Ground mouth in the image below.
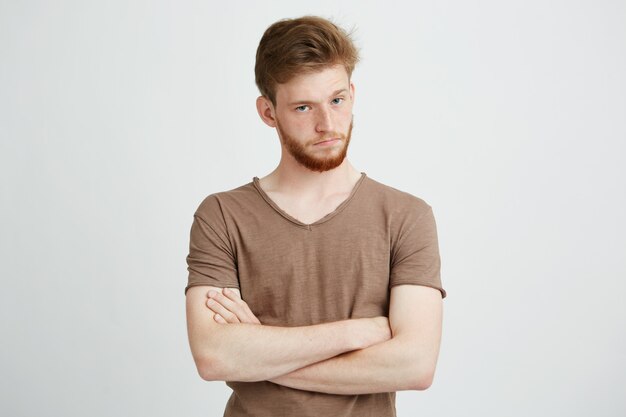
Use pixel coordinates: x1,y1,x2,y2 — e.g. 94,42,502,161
314,138,341,145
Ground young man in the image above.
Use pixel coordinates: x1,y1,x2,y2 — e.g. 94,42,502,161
185,15,447,417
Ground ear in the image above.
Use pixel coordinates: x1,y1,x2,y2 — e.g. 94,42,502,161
256,96,277,128
349,81,355,104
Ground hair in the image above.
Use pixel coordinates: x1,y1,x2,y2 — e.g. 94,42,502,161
255,16,360,106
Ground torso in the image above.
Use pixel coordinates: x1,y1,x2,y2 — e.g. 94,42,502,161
186,172,443,417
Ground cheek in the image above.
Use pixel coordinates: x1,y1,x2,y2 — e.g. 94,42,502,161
338,108,353,126
339,102,353,117
283,115,313,132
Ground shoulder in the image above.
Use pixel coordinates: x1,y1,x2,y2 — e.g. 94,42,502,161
362,175,433,218
194,181,259,220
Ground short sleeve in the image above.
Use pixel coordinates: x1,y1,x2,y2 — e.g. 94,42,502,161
184,195,240,295
389,204,446,298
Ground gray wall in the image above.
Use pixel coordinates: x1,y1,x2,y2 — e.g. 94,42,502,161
1,1,625,416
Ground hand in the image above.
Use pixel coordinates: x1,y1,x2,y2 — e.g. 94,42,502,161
206,288,261,325
370,316,392,344
352,316,392,350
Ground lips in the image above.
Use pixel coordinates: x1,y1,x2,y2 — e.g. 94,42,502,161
314,138,340,145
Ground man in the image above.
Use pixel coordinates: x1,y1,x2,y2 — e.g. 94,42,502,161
185,15,446,417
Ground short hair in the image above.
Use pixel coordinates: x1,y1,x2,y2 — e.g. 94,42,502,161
255,16,359,106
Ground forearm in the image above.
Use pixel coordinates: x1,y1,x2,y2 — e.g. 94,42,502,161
199,317,382,382
268,334,425,395
191,287,391,383
268,286,444,395
213,320,353,381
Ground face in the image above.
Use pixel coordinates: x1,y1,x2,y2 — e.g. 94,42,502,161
262,65,355,173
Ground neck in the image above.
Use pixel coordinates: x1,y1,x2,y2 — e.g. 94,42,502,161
261,155,362,198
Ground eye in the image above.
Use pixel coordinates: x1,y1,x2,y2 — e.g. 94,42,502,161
331,97,344,105
295,105,310,112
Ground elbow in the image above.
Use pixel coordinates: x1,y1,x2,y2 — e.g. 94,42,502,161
412,371,434,391
195,354,229,382
195,354,259,382
410,366,436,391
399,347,437,390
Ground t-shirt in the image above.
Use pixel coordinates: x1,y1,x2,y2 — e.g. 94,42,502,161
185,172,446,417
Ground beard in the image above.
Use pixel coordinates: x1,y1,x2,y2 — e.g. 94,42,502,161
276,116,354,173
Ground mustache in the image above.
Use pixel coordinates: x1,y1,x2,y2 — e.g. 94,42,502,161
275,116,354,145
313,134,344,144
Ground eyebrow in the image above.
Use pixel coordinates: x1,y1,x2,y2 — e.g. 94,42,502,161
288,89,349,106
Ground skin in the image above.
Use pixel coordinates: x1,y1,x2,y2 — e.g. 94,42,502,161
205,284,443,394
187,285,392,383
253,64,364,223
270,70,354,174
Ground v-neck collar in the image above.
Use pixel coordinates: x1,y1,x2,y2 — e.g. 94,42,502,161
251,172,367,230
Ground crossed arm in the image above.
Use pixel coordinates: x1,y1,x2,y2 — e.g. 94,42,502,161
186,284,443,395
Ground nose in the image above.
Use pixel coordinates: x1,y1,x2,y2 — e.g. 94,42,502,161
315,105,334,133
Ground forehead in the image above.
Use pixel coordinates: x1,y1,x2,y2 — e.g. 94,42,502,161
275,65,350,105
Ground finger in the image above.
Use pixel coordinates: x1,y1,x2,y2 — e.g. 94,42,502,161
222,288,251,313
214,314,226,324
209,291,245,319
222,288,242,300
206,297,240,323
215,290,259,324
222,289,261,324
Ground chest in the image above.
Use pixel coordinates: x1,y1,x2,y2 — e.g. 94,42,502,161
264,191,352,225
232,216,392,326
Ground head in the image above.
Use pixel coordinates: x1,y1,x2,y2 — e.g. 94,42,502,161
254,16,359,172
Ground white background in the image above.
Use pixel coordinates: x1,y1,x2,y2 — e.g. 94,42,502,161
1,1,625,416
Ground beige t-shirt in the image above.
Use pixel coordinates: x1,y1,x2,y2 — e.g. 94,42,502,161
185,172,446,417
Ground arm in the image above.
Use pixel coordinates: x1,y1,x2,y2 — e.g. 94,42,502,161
267,285,443,394
186,285,391,383
207,284,443,394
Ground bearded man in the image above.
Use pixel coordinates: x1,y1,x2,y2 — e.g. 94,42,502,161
185,15,447,417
